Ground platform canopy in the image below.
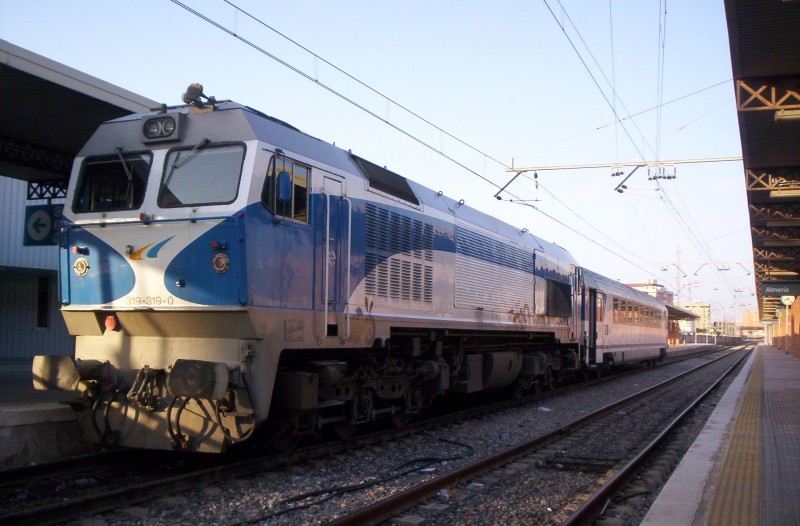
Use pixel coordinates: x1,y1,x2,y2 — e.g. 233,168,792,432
0,39,158,199
724,0,800,321
665,303,700,322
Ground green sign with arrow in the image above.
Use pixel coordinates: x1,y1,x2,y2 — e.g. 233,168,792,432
23,204,63,246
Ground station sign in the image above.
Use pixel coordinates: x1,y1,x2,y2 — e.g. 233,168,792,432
23,204,62,246
760,281,800,297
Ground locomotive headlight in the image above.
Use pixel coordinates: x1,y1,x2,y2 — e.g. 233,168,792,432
141,113,184,143
212,253,230,274
73,257,89,277
143,117,175,139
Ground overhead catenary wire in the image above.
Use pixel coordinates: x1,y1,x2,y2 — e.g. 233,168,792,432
540,0,744,301
221,0,512,172
169,0,503,190
609,0,619,166
655,0,669,164
171,0,744,303
541,0,659,163
169,0,676,279
504,197,673,287
514,78,732,159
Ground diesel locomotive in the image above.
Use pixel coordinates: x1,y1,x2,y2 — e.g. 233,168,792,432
34,86,668,452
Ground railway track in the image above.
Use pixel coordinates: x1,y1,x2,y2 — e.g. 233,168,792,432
324,345,751,525
0,345,730,525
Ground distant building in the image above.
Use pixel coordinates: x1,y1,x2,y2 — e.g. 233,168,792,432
742,310,761,326
680,301,712,331
741,309,764,338
626,279,675,304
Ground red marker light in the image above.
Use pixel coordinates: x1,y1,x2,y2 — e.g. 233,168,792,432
105,315,118,331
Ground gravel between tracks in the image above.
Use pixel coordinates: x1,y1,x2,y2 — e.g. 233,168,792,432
68,353,731,526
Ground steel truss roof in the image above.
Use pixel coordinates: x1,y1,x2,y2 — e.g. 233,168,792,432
724,0,800,321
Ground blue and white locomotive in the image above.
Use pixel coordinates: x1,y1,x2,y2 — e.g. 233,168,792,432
34,86,668,452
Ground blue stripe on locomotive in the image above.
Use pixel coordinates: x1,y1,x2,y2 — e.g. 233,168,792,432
59,225,136,305
165,216,248,306
243,191,572,312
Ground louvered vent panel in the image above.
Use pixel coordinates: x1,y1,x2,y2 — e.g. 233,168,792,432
455,225,534,312
424,265,433,302
390,258,402,298
424,224,434,261
364,204,435,303
412,263,423,301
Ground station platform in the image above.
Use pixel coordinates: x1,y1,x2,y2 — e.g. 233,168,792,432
642,344,800,525
0,369,84,469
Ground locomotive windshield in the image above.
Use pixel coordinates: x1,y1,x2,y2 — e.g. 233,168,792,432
158,142,245,207
73,151,152,213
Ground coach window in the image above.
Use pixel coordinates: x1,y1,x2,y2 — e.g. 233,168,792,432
596,294,605,321
262,154,309,222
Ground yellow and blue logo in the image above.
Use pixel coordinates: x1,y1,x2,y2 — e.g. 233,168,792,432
129,236,175,260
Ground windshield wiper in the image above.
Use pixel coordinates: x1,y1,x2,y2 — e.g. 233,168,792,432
115,147,135,206
164,138,210,188
115,147,134,181
173,138,210,169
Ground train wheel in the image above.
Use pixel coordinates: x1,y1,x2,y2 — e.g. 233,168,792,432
533,379,543,395
546,369,557,391
332,420,357,441
391,411,411,428
266,421,301,453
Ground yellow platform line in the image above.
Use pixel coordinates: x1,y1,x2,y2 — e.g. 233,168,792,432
707,349,763,526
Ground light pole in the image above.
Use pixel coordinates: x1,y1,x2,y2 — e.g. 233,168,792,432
780,295,795,355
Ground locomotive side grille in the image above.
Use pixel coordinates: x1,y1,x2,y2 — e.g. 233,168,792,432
424,224,434,261
364,204,434,303
413,262,423,301
366,204,433,261
455,224,534,312
456,225,532,274
424,265,433,302
365,253,433,303
390,259,402,298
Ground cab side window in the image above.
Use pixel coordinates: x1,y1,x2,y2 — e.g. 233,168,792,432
262,154,309,222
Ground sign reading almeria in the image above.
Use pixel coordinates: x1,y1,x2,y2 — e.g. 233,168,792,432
761,281,800,297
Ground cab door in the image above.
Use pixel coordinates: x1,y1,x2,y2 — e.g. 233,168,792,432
317,175,350,341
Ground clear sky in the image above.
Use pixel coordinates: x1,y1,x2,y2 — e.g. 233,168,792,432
0,0,755,321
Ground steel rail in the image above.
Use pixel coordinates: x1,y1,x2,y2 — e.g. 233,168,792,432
561,345,753,526
0,345,729,525
325,346,750,526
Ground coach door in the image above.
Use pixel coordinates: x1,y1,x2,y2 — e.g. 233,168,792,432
587,288,598,365
317,175,351,342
